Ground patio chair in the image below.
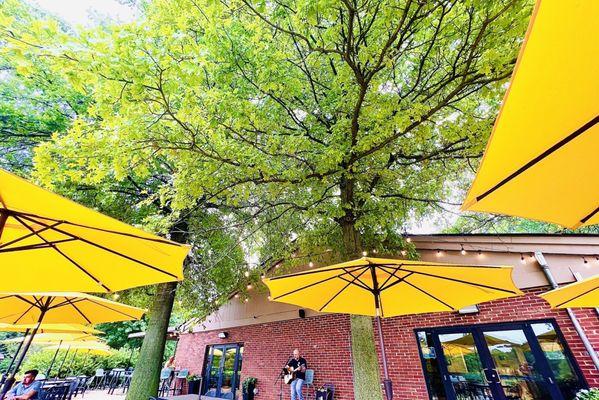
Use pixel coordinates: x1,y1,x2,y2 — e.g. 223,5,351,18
88,369,105,389
43,382,70,400
122,369,134,394
172,368,189,396
158,368,172,397
303,369,315,400
107,368,125,394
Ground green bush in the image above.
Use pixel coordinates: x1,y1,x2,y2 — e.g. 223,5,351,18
18,346,138,378
577,389,599,400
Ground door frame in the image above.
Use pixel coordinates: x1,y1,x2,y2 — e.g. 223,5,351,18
415,318,588,400
202,342,244,399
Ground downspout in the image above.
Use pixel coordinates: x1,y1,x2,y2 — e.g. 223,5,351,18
535,251,599,370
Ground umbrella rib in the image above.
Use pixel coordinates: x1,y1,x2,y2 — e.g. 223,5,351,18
0,221,63,250
19,214,179,281
0,239,78,253
378,265,407,291
2,209,180,246
379,272,414,292
63,297,92,324
272,267,369,300
401,279,455,310
85,298,140,320
13,215,111,292
555,285,599,308
400,268,519,294
319,267,372,312
268,266,366,281
340,268,373,291
475,114,599,203
580,206,599,225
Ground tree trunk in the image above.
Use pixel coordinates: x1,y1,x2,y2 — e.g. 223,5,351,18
125,280,177,400
338,176,384,400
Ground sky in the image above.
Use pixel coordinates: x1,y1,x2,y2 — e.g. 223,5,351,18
29,0,137,26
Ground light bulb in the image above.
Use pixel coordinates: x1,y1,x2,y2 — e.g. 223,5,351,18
244,271,250,277
362,251,368,257
244,298,249,303
234,293,239,299
112,293,120,300
247,284,253,290
401,250,407,256
460,245,466,255
308,261,314,268
583,257,588,264
436,249,442,257
520,254,526,264
260,274,265,279
406,237,412,243
267,296,271,301
477,250,482,256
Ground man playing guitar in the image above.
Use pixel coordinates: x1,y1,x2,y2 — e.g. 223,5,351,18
285,349,308,400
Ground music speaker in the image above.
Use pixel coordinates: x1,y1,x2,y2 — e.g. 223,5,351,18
299,309,306,318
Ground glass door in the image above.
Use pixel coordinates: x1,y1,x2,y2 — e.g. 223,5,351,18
202,344,243,399
417,320,586,400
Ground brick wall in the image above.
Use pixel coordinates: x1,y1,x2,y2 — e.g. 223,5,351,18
174,313,355,400
376,288,599,400
175,289,599,400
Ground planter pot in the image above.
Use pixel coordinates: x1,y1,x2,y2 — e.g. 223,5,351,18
242,383,255,400
188,380,201,395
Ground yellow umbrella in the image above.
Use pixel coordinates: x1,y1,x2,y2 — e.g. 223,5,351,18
540,275,599,308
0,168,189,292
0,323,102,335
263,257,522,400
461,0,599,228
2,333,101,344
0,292,144,396
43,342,112,356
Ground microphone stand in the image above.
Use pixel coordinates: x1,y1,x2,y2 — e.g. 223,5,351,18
274,356,292,400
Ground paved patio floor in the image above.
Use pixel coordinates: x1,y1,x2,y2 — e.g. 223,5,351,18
82,390,197,400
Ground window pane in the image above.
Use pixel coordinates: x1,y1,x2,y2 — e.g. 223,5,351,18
416,331,448,400
482,329,550,399
438,332,492,400
531,322,583,399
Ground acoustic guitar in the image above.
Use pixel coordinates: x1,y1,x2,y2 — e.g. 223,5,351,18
284,365,302,384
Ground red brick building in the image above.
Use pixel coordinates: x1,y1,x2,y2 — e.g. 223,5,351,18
174,234,599,400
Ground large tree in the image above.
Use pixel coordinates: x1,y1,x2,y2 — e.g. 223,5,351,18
1,0,533,398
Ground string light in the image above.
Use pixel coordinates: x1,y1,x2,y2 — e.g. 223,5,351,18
234,294,239,299
595,256,599,264
372,249,378,254
520,254,526,264
436,249,442,257
406,237,412,243
460,245,466,255
362,251,368,256
247,284,253,290
308,261,314,268
112,293,120,300
477,250,482,256
260,274,266,279
530,253,536,261
267,296,271,301
244,298,249,303
401,250,407,256
583,256,588,264
244,271,250,278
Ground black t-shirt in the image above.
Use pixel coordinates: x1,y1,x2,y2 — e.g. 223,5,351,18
288,357,308,380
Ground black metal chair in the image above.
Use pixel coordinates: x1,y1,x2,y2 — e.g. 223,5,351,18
121,369,134,394
43,382,71,400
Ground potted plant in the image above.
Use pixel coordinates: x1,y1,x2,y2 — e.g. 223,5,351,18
242,377,258,400
186,374,202,395
577,389,599,400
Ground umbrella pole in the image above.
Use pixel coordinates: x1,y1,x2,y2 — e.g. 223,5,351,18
0,305,48,398
46,340,63,377
1,328,31,384
56,346,71,378
376,315,393,400
67,349,79,376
